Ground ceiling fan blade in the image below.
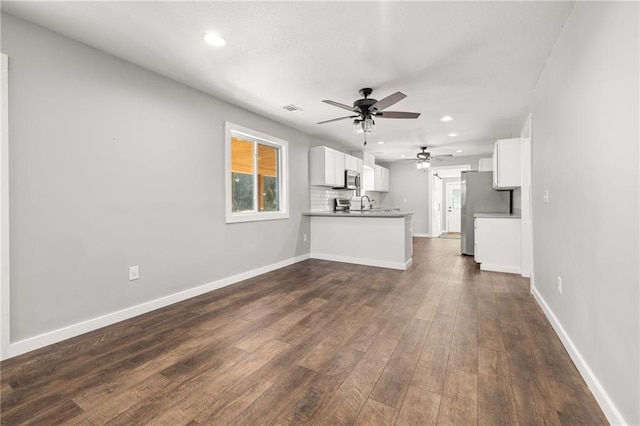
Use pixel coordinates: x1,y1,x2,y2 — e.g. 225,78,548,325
371,92,406,111
432,154,453,158
376,111,421,119
317,115,358,125
322,100,356,112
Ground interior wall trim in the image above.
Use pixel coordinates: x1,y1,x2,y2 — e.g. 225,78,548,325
412,233,430,238
479,263,521,274
531,285,627,426
1,253,311,360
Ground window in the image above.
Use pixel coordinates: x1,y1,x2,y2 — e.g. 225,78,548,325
225,122,289,223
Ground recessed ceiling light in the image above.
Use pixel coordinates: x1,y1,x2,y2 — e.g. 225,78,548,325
456,149,463,153
440,115,453,122
377,141,384,145
203,32,226,47
448,133,458,137
400,154,406,158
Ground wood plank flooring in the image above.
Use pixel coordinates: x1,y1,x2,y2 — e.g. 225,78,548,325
0,238,607,425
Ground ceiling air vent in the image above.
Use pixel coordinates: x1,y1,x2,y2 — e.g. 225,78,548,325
282,104,303,112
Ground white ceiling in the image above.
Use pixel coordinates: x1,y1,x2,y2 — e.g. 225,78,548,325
2,1,574,162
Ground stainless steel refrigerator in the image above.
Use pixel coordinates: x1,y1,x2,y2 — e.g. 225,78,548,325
461,171,511,255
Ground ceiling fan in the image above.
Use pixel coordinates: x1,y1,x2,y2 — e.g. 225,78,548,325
415,146,452,169
317,88,421,136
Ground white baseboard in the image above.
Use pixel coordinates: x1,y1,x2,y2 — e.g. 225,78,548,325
413,233,430,238
531,285,627,426
310,252,411,271
479,263,521,274
2,253,311,360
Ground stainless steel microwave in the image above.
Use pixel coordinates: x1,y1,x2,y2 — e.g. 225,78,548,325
333,169,360,190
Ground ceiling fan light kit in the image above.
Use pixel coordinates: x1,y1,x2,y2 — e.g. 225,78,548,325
352,117,375,135
417,160,430,170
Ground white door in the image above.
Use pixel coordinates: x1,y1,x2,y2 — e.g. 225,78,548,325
446,182,462,232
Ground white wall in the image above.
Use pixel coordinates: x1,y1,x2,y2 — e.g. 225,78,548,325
384,155,487,236
1,14,325,349
529,3,639,424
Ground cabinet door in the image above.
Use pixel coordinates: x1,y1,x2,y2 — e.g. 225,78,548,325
310,146,345,186
362,166,375,190
334,151,345,186
345,155,358,172
381,167,390,192
324,148,337,185
494,138,521,189
372,166,390,192
374,165,382,191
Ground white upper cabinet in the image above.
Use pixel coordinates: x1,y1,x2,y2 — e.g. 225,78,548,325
362,166,374,190
374,165,390,192
344,154,360,172
309,146,345,187
493,138,521,189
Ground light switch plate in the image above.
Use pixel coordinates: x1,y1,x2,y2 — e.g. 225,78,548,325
129,265,139,281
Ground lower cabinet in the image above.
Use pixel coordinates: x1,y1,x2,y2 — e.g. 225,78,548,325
474,217,521,274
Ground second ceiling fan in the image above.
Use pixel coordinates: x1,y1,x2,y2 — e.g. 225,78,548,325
317,88,421,135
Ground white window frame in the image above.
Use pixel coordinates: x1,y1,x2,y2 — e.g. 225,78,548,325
225,121,289,223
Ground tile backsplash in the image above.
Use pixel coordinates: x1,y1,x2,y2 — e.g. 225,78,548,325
310,186,384,211
310,186,351,211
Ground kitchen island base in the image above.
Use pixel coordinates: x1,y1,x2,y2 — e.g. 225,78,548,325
308,214,413,270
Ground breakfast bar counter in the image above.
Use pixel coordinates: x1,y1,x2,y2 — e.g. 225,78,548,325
303,211,414,270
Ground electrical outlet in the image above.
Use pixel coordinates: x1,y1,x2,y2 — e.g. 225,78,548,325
129,265,139,281
543,190,549,204
557,276,562,294
303,234,307,242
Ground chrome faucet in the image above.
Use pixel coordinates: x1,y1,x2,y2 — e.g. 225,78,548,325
360,195,371,210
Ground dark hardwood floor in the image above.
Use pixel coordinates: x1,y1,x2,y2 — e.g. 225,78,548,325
0,238,607,425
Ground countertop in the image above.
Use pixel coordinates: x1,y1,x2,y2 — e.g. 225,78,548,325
304,210,413,218
474,213,521,219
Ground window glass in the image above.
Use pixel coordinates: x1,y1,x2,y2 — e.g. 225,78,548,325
231,136,255,213
452,188,461,209
258,144,279,212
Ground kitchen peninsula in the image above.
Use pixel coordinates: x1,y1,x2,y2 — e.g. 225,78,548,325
303,211,414,270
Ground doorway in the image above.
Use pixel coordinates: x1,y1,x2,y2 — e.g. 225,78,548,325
445,182,462,232
429,165,470,237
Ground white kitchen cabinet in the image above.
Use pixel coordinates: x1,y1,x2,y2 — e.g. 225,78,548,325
474,216,521,274
344,154,356,172
344,154,360,172
493,138,521,189
309,146,345,187
374,165,390,192
362,166,375,190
